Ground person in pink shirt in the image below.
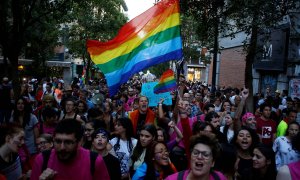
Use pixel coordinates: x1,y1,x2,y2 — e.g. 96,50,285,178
277,132,300,180
165,133,226,180
30,120,110,180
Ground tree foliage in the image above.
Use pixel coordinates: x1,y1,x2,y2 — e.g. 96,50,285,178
0,0,127,96
180,0,297,111
63,0,127,80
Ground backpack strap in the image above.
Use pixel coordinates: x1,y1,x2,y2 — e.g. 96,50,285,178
177,170,185,180
90,151,98,175
211,171,220,180
42,150,52,172
73,113,78,121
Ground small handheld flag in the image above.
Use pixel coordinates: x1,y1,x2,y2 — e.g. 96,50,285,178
154,69,177,94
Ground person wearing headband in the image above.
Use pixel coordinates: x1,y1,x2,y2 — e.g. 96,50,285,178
92,128,121,180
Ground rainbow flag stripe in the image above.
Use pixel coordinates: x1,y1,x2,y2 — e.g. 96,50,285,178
87,0,183,96
154,69,177,94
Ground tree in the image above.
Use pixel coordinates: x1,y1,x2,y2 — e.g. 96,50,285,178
180,0,297,112
65,0,127,81
227,0,297,111
0,0,127,96
0,0,77,96
181,0,226,90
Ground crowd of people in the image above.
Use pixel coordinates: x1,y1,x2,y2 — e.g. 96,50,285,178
0,75,300,180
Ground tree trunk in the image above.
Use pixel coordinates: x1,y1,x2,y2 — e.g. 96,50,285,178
245,21,259,113
8,54,21,99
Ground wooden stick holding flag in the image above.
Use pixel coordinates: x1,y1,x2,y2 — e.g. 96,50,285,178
86,0,183,96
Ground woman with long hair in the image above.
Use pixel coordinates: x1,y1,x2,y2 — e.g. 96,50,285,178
109,117,137,179
273,122,300,170
240,143,277,180
231,126,259,178
10,96,39,155
0,124,25,179
130,124,157,175
102,101,114,132
132,141,177,180
82,121,95,150
220,113,235,143
277,132,300,179
76,100,88,122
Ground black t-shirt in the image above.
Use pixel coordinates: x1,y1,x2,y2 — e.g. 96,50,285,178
103,153,122,180
237,156,252,176
0,153,22,179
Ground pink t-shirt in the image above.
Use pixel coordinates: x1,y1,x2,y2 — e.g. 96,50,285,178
288,160,300,180
30,147,110,180
170,117,197,149
165,170,227,180
39,123,56,135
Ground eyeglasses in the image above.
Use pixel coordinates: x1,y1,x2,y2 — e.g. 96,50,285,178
191,149,212,159
54,139,76,146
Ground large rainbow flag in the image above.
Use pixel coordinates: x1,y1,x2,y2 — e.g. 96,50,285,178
87,0,183,96
154,69,177,94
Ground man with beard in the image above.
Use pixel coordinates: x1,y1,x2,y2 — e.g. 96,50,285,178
205,111,227,143
128,96,155,137
30,120,110,180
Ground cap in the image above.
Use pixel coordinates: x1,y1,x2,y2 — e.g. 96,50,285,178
93,128,110,139
275,90,280,94
242,112,255,124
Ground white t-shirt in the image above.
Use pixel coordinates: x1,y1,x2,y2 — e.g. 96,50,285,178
109,137,137,175
220,126,234,143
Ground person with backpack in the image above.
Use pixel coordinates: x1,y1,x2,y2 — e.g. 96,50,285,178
30,119,110,180
0,124,25,179
165,133,226,180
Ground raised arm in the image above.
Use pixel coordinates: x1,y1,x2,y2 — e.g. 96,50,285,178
234,88,249,131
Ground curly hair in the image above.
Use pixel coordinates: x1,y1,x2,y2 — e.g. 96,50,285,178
189,132,221,161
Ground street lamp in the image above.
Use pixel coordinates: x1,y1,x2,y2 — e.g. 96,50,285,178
18,65,24,71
